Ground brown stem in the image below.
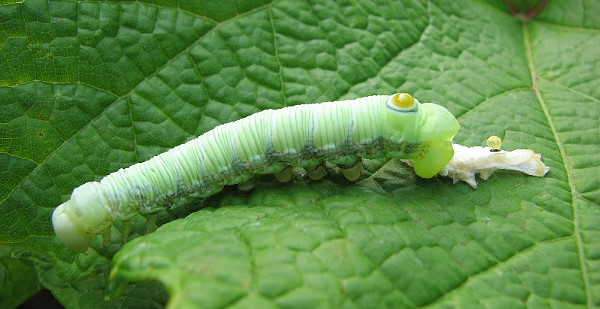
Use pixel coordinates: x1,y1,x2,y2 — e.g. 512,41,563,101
505,0,551,20
526,0,551,20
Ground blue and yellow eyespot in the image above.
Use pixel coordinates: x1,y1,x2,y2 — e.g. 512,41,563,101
386,93,418,112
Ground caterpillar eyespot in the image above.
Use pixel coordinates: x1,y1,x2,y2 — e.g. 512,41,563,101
52,93,460,252
387,92,417,112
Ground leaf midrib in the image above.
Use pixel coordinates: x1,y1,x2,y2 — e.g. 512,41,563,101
522,19,593,307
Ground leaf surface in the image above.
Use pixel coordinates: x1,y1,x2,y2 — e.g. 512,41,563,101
0,0,598,308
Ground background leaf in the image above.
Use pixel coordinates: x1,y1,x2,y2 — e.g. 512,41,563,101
1,0,598,308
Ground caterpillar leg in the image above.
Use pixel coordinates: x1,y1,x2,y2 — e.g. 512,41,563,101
340,159,362,181
146,213,157,233
102,229,111,247
274,166,294,183
237,178,255,192
121,220,132,244
306,164,326,180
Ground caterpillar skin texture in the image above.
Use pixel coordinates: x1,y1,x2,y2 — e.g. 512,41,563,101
52,93,460,252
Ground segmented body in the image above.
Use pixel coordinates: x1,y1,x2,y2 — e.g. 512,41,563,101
52,93,460,252
105,95,415,217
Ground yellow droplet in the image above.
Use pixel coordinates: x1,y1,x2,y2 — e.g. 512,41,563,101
487,136,502,151
391,93,414,108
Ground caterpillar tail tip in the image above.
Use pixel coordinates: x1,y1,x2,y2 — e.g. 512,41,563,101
52,202,94,253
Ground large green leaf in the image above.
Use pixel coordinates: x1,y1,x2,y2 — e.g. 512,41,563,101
1,0,598,308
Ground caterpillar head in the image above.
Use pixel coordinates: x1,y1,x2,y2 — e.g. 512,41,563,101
52,182,112,252
386,93,460,178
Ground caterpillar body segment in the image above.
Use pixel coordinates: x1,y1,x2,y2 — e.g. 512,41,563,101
52,93,460,252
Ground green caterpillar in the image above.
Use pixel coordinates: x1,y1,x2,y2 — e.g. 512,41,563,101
52,93,460,252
